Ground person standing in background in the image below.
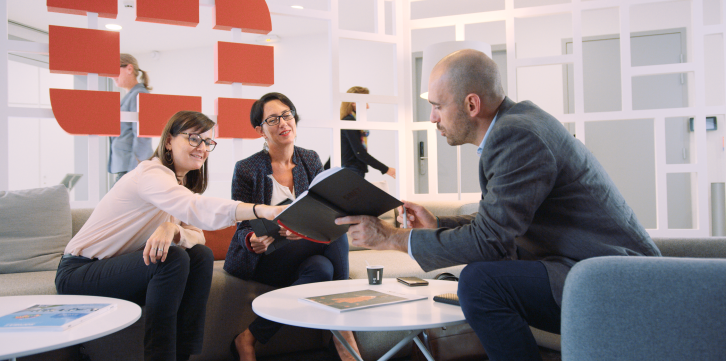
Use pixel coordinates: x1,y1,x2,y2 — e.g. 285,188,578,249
338,86,396,179
109,53,153,184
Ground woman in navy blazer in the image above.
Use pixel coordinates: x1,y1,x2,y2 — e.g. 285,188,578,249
224,93,360,361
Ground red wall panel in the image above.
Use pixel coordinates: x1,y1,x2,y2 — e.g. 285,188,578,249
47,0,117,19
49,25,119,77
138,93,202,137
214,42,274,86
136,0,199,27
213,0,271,34
215,98,260,139
50,89,120,136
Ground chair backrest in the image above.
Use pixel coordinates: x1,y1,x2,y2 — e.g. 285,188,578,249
561,256,726,360
652,237,726,258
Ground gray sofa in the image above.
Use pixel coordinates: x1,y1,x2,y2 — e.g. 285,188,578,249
0,187,467,361
561,240,726,360
1,185,722,360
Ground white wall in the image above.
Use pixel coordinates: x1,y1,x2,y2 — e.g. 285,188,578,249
7,60,74,192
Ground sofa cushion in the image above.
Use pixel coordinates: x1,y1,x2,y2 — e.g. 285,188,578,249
0,185,71,274
0,270,58,296
203,226,236,260
72,208,94,237
653,237,726,258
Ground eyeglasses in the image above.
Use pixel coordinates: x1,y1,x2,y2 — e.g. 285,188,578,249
180,132,217,152
263,110,295,127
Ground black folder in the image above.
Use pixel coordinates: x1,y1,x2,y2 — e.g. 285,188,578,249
274,168,402,243
249,199,293,254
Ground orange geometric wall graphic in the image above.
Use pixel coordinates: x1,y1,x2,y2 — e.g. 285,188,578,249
47,1,274,140
213,0,272,34
50,89,120,136
215,42,274,86
138,93,203,137
47,0,117,19
215,98,260,139
48,25,119,77
136,0,199,27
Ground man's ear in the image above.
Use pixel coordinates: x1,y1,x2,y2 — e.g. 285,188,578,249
464,93,481,117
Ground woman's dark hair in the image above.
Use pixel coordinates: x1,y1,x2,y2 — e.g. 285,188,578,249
151,110,215,194
250,92,300,128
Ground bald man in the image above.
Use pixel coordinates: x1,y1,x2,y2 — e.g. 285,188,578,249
336,49,661,360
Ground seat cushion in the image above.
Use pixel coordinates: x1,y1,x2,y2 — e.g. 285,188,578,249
203,225,236,260
0,185,71,274
0,270,58,296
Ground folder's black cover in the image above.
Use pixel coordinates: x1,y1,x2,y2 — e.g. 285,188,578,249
274,168,402,243
249,199,292,254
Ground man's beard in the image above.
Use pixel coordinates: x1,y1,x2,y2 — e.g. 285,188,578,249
440,107,474,146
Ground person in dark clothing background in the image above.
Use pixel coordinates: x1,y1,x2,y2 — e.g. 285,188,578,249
330,86,396,179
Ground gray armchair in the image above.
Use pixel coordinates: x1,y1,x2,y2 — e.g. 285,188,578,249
561,256,726,360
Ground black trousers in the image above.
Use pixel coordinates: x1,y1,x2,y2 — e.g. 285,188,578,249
457,261,561,361
248,234,349,344
55,245,214,361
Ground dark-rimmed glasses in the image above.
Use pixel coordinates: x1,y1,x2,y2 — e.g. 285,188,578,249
181,132,217,152
263,110,295,127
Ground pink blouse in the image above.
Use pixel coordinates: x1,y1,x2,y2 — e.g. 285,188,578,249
64,158,240,259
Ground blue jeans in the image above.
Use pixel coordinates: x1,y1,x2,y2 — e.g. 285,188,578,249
344,167,366,178
55,245,214,361
457,261,561,361
249,234,349,343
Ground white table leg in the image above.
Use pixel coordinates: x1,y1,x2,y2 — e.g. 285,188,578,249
376,329,423,361
413,334,435,361
331,330,364,361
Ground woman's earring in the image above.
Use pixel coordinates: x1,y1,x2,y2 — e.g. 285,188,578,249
165,149,174,164
263,139,269,152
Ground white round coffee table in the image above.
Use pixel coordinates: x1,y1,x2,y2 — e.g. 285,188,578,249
252,278,466,361
0,295,141,361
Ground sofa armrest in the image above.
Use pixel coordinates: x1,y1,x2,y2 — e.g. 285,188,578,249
562,256,726,360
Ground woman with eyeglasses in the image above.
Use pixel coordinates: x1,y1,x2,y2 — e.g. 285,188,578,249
56,111,286,361
224,93,360,361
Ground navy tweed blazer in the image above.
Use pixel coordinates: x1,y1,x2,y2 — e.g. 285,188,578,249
223,146,323,280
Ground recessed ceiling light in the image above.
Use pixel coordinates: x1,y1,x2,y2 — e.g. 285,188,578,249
256,34,281,44
105,24,122,31
291,5,303,9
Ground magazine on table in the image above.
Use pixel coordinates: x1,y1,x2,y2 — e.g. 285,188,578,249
300,289,427,313
0,303,116,331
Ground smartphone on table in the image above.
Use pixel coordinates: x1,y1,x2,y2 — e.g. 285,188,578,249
396,276,429,287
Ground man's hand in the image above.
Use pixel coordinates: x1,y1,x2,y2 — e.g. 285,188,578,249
250,234,275,254
398,200,437,229
336,215,409,252
143,222,178,265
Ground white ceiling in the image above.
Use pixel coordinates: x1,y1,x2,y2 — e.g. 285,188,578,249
7,0,330,54
7,0,571,55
